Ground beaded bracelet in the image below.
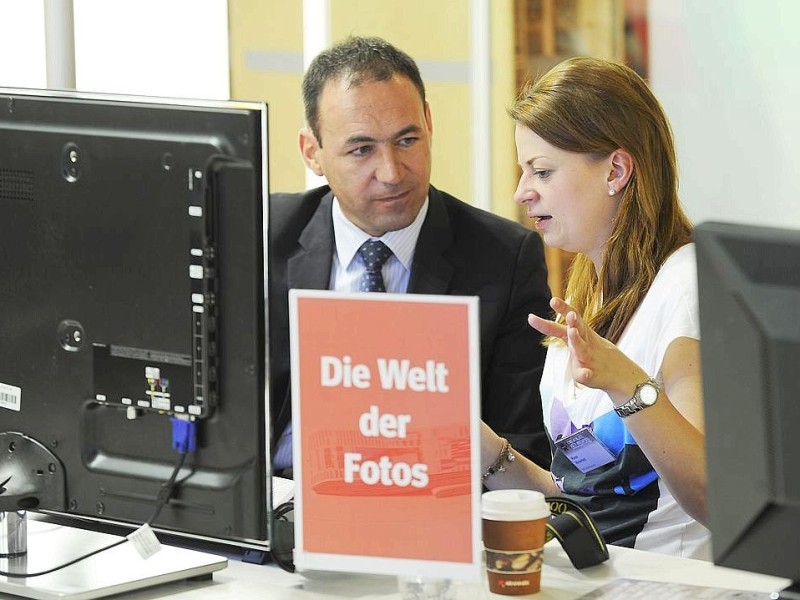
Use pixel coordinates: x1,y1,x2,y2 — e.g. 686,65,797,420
482,437,515,481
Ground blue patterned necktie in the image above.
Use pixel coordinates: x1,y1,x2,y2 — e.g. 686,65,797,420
357,240,393,292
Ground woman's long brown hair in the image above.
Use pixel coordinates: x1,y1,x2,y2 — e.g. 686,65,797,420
509,57,692,344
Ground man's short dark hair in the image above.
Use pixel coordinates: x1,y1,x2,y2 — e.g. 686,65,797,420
302,36,427,146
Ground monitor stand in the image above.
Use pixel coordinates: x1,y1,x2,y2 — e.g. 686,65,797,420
777,583,800,600
0,516,227,600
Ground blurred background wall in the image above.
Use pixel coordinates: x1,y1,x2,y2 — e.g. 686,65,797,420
2,0,797,295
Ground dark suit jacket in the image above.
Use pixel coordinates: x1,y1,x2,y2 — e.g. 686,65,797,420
269,185,552,467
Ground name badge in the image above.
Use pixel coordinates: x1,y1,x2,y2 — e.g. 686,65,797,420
554,427,615,473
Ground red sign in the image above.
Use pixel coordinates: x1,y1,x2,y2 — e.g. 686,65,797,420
289,290,481,579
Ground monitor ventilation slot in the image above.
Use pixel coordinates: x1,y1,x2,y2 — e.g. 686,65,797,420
0,169,35,202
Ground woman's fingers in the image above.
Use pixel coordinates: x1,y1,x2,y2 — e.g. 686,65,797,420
528,313,567,340
535,298,599,384
550,297,578,317
530,297,588,343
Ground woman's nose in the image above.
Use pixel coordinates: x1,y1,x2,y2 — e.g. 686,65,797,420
513,176,536,205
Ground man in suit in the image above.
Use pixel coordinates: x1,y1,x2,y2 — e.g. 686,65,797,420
270,36,551,476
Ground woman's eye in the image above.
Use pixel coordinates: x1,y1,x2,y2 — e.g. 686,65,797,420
534,169,552,180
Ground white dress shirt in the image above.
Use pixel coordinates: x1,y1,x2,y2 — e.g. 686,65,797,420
329,197,429,294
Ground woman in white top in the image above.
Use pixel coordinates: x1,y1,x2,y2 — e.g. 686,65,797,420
481,57,710,558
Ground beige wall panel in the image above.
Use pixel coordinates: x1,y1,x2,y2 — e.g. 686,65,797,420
236,72,307,192
490,0,521,221
330,0,470,58
229,0,305,193
229,0,303,51
425,83,471,202
329,0,473,204
228,0,521,211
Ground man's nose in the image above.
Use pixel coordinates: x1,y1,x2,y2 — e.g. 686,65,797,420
375,148,403,184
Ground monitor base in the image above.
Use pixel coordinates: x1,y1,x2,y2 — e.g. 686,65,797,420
0,517,226,600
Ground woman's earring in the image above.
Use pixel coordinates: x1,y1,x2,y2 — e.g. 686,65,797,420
608,187,616,197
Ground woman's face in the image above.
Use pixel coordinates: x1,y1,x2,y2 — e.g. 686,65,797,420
513,124,621,271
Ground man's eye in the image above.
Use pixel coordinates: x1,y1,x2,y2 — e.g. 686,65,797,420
397,137,418,148
350,146,373,157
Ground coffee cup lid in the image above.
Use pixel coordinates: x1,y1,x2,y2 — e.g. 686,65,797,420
481,489,550,521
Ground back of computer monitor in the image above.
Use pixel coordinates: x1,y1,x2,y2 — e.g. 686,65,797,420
0,88,271,555
696,221,800,584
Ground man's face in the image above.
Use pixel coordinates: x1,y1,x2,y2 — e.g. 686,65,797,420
299,74,433,237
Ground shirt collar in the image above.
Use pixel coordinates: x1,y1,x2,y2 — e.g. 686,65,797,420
331,196,429,271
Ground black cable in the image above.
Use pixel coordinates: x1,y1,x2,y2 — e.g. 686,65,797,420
0,538,127,578
147,450,188,526
270,499,296,573
0,450,189,579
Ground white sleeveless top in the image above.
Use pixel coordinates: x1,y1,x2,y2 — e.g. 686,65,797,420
539,244,711,559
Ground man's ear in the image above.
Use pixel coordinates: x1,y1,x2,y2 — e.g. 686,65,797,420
424,101,433,138
298,127,324,176
607,148,633,193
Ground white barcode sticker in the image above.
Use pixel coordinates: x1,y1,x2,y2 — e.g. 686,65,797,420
0,382,21,412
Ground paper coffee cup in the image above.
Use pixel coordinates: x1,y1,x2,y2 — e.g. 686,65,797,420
482,490,550,595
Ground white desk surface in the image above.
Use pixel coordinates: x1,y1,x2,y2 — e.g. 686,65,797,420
69,536,791,600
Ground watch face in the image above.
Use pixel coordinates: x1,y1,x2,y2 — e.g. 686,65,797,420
639,383,659,406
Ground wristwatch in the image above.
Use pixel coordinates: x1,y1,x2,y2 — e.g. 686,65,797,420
614,377,660,418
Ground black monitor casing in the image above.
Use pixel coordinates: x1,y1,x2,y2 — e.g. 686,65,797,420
696,221,800,587
0,88,271,553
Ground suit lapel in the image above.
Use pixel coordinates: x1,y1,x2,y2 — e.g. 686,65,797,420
287,192,335,290
408,187,455,294
287,188,456,294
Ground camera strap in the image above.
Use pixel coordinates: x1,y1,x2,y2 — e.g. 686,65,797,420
545,496,609,569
